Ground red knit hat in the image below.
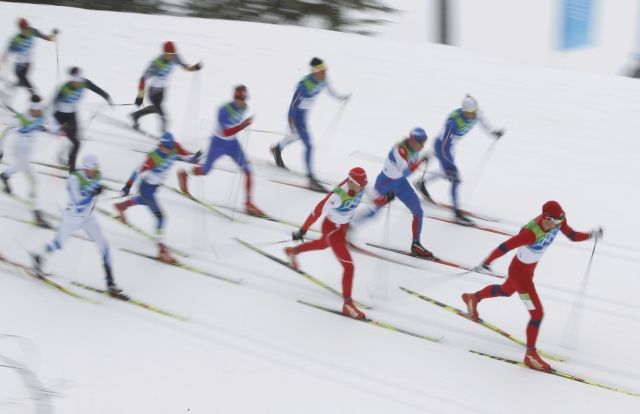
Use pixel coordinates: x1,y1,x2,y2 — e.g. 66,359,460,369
163,41,176,54
542,200,564,219
18,18,28,29
348,167,367,186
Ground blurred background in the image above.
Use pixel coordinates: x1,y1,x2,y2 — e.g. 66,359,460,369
11,0,640,77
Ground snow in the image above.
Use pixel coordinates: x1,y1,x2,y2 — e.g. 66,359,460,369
1,2,640,413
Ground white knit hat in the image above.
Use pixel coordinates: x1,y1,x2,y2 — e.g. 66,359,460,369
462,94,479,112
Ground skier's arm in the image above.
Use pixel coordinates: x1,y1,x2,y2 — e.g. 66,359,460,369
124,156,154,188
67,175,96,206
174,142,201,163
300,193,337,232
177,55,201,72
219,106,252,137
84,79,112,104
477,111,505,139
326,79,349,101
560,221,590,242
483,228,537,265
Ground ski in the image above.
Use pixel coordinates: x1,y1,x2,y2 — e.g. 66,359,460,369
399,286,565,362
119,248,241,284
166,186,236,222
418,193,500,223
0,255,97,303
366,242,505,279
268,179,330,194
94,206,189,258
469,350,640,397
71,281,189,321
298,300,442,343
234,238,371,309
347,242,424,270
94,112,159,141
426,215,513,237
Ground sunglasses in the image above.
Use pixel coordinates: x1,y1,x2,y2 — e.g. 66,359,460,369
543,215,564,225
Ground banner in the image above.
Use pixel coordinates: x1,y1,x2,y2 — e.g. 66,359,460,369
559,0,594,50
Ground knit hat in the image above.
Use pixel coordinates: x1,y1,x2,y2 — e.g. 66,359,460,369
163,41,176,54
542,200,564,219
409,127,428,143
30,94,45,111
310,57,326,73
348,167,367,186
18,18,28,29
81,154,99,170
68,67,83,83
160,132,175,149
462,94,479,112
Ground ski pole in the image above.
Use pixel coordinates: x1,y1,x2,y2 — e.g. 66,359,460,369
560,237,599,350
55,39,60,85
466,140,498,204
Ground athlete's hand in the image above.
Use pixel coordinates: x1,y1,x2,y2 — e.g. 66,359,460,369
92,185,104,197
120,184,131,197
473,263,493,274
491,128,505,140
589,226,604,240
188,150,202,164
134,91,144,107
191,61,203,71
292,228,307,241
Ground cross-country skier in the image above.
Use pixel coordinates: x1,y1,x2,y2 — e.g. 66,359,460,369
286,167,368,319
0,18,57,97
30,154,128,299
415,94,505,225
352,127,433,258
270,57,350,192
130,41,202,132
177,85,265,217
0,94,53,227
461,200,603,371
52,66,113,171
114,132,200,264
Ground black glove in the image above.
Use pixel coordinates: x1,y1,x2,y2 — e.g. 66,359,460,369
385,192,395,203
120,183,131,197
134,93,144,107
589,226,604,239
192,62,203,71
106,95,114,106
474,263,493,273
292,228,307,241
51,28,59,35
189,150,202,164
92,185,104,196
492,128,505,140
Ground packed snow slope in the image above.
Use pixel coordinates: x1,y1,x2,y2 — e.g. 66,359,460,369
1,2,640,413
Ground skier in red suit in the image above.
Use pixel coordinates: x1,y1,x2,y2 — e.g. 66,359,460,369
462,200,603,371
286,167,368,319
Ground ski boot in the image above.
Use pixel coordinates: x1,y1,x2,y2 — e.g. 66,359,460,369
270,145,287,169
113,200,131,224
1,172,11,194
29,253,45,278
454,210,474,226
157,243,178,264
284,247,299,270
461,292,479,320
33,210,52,229
410,241,434,258
307,175,328,193
245,201,265,218
177,169,190,194
107,284,130,300
415,179,433,203
342,299,366,320
524,348,552,372
129,113,140,130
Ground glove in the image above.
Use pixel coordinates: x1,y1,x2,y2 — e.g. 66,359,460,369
51,28,59,35
92,185,104,197
473,263,493,274
188,150,202,164
340,93,352,102
589,226,604,239
134,91,144,107
491,128,505,140
384,192,395,203
120,183,131,197
106,95,114,106
191,61,203,71
292,228,307,241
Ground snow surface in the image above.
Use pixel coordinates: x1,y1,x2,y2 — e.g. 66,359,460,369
1,2,640,413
